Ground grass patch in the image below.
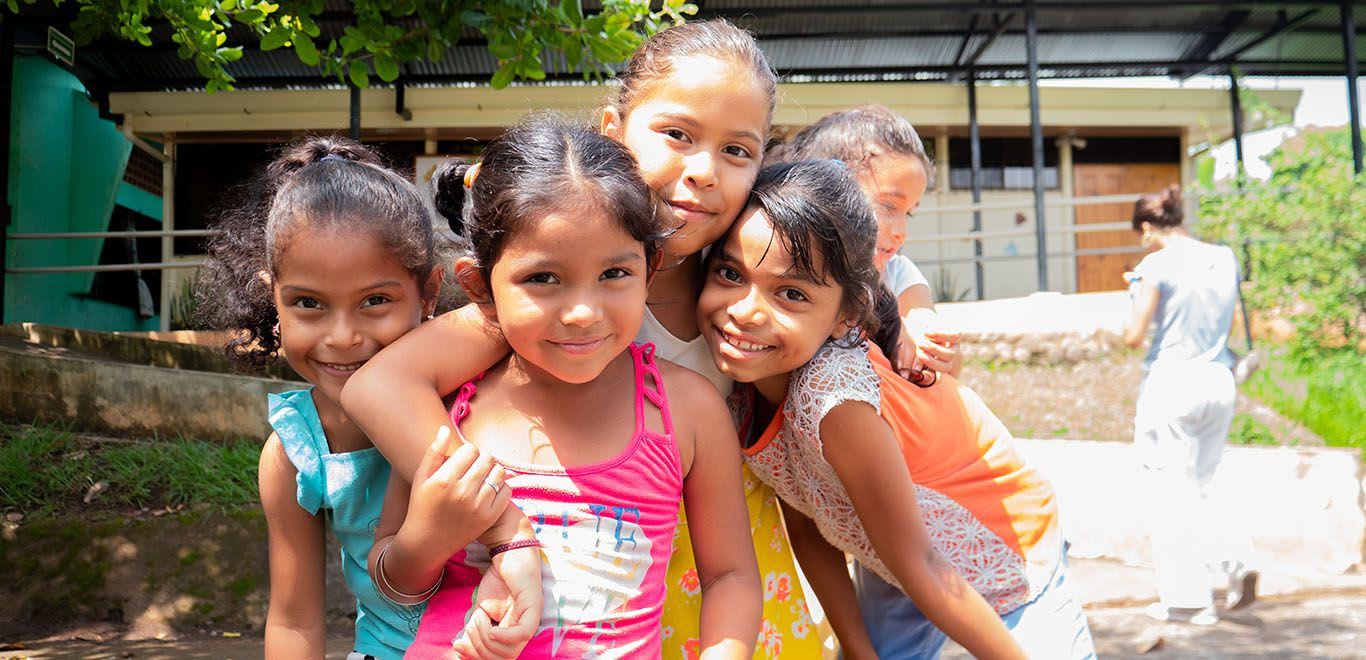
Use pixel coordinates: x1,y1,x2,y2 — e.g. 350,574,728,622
0,423,260,517
1242,348,1365,457
1227,415,1280,447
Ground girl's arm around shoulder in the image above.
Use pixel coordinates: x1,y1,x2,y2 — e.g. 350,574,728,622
818,402,1026,660
258,433,327,660
341,304,509,480
660,363,761,660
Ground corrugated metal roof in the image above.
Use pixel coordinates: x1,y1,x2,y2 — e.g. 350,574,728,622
17,0,1364,91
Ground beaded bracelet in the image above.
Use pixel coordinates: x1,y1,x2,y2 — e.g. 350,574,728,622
488,538,542,558
375,540,444,606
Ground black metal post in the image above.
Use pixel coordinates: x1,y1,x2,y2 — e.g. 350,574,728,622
968,69,985,300
1229,70,1246,179
0,16,13,325
1343,1,1362,175
1025,0,1048,291
349,84,361,141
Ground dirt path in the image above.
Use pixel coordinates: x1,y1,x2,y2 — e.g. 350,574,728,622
10,594,1365,660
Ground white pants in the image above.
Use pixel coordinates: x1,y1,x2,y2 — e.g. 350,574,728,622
1134,361,1237,609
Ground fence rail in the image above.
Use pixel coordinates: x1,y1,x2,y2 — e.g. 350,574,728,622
2,196,1150,282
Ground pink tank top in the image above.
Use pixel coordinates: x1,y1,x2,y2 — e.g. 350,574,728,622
407,343,683,659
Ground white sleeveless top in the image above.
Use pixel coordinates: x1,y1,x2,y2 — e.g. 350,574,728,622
635,307,732,396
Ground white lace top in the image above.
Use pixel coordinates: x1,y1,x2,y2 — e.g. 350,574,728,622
743,341,1056,614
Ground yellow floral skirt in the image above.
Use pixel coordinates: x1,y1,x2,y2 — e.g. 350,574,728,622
660,463,824,659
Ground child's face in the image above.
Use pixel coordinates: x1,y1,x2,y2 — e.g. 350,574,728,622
697,206,851,400
856,153,928,272
482,209,650,385
602,55,768,263
273,227,434,407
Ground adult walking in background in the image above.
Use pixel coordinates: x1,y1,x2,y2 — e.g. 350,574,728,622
1122,185,1257,626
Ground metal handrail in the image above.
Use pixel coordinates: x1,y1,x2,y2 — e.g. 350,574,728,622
8,229,219,240
7,261,206,274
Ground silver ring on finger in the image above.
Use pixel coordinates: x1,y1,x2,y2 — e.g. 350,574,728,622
482,476,502,495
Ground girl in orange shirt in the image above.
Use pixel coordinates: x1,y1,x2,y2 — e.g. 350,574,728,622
697,160,1096,660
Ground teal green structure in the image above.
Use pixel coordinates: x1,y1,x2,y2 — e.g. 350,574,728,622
4,56,160,331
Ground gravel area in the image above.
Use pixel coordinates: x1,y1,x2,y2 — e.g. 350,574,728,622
957,353,1323,446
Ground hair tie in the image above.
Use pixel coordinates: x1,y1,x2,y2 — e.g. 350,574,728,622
463,162,482,188
319,153,348,163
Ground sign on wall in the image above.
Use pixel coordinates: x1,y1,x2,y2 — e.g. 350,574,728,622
414,155,475,187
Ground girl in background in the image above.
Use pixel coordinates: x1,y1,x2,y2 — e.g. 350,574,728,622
698,160,1096,659
375,115,760,659
196,138,498,659
1123,186,1256,625
343,20,824,659
778,104,961,378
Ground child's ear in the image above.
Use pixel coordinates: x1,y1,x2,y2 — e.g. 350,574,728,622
829,309,860,341
600,106,624,140
454,257,494,312
421,269,443,318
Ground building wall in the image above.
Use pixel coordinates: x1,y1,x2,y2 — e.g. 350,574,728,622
5,57,157,331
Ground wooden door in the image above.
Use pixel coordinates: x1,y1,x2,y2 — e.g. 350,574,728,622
1073,163,1180,292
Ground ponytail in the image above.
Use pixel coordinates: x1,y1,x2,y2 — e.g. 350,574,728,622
1132,184,1184,230
430,159,473,236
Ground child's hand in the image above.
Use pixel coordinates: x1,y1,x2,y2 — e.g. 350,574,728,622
897,309,963,379
917,329,962,378
400,427,511,562
450,546,544,659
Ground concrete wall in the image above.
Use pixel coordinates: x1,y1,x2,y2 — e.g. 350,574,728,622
4,56,156,331
1018,439,1366,576
0,326,302,442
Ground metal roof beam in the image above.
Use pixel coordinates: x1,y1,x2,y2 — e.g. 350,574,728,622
703,1,1343,19
953,14,981,68
1181,8,1320,77
964,13,1015,68
1180,9,1252,63
1223,8,1322,60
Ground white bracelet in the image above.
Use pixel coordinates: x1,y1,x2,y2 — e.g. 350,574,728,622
375,539,444,605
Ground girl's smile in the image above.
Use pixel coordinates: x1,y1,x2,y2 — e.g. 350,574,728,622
480,209,650,385
272,227,434,408
697,206,852,403
602,54,768,261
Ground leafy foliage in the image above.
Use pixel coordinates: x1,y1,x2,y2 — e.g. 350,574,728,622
1197,127,1365,356
8,0,697,92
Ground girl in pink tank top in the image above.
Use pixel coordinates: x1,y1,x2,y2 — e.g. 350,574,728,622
368,117,761,659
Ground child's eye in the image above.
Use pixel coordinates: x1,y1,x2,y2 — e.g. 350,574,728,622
601,267,631,280
779,288,809,303
663,128,690,143
292,297,321,310
362,294,390,307
525,272,559,285
715,266,741,283
723,144,753,159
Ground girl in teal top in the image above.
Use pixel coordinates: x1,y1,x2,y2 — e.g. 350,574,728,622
198,137,462,658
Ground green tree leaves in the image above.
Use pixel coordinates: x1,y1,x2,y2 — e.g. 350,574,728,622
1198,128,1366,357
9,0,697,92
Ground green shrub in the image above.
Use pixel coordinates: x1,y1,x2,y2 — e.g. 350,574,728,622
1198,127,1365,356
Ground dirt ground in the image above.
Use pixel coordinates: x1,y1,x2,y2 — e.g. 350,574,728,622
8,594,1365,660
957,352,1323,445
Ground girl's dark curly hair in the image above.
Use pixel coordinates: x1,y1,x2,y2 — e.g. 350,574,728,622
741,160,903,360
196,136,442,369
430,114,670,289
